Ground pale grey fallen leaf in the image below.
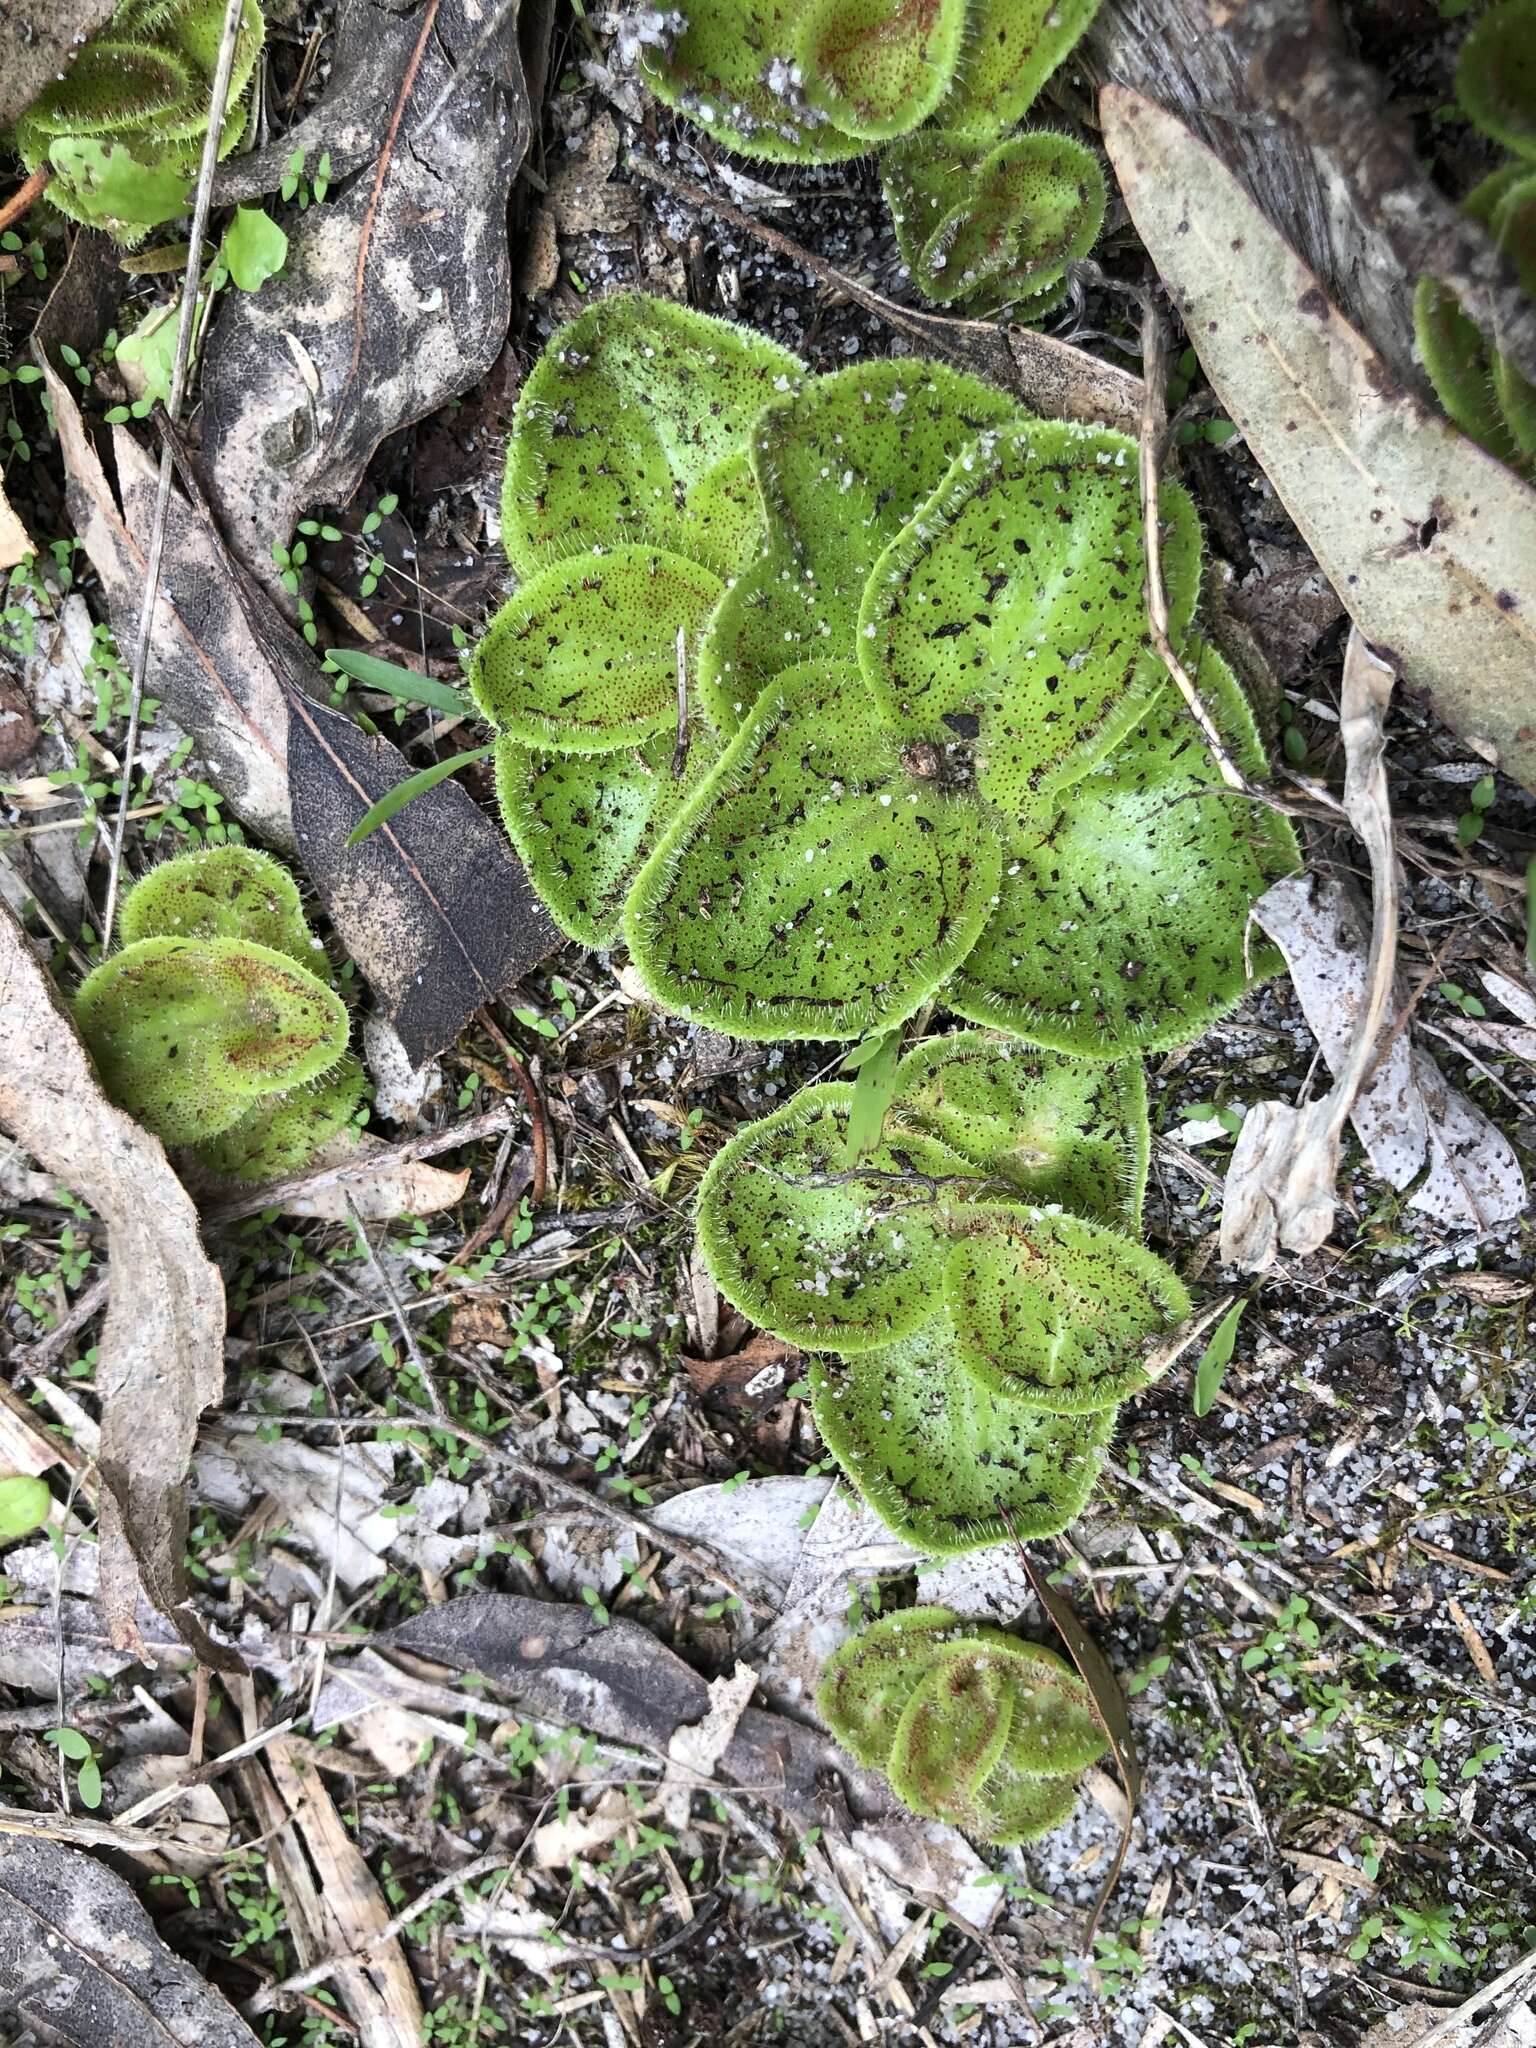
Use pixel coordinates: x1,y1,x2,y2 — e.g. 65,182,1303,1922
0,1835,261,2046
260,1129,469,1221
0,905,234,1669
1251,874,1526,1233
199,0,531,584
1482,969,1536,1031
649,1475,839,1600
362,1014,444,1126
1101,87,1536,795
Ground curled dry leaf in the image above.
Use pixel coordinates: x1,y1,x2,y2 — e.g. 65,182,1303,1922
0,902,236,1670
1226,872,1526,1262
199,0,531,582
0,1831,260,2045
218,1130,469,1222
46,368,556,1065
0,475,31,572
1101,87,1536,795
1221,628,1400,1267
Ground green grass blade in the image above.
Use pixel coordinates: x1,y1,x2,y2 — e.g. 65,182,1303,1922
345,742,495,846
327,647,473,717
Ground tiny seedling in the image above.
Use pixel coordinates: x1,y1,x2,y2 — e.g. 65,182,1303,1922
75,845,365,1176
12,0,267,244
0,1473,52,1543
818,1606,1108,1841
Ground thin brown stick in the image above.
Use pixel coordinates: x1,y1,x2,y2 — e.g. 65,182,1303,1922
1185,1646,1310,2039
1134,292,1249,794
473,1005,549,1203
0,166,50,237
99,0,249,948
625,151,1142,430
325,0,444,452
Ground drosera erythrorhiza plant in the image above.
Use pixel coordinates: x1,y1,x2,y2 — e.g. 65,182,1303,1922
473,293,1298,1058
74,843,368,1179
464,290,1298,1552
636,0,1108,314
8,0,266,244
818,1606,1109,1841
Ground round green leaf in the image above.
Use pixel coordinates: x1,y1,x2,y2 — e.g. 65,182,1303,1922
695,1081,977,1353
809,1311,1113,1553
0,1475,53,1544
624,659,1002,1040
795,0,966,142
947,640,1302,1055
859,419,1202,813
502,294,802,577
943,1202,1190,1413
470,546,723,753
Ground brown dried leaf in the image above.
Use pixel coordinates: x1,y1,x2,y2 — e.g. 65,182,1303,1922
200,0,531,582
266,1742,424,2048
0,903,236,1670
46,371,556,1064
248,1132,469,1222
0,474,31,571
0,1835,260,2044
1102,88,1536,793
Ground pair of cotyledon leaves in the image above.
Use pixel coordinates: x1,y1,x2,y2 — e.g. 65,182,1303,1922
818,1606,1107,1843
695,1028,1187,1554
12,0,265,242
75,845,366,1179
638,0,1106,312
1416,0,1536,473
473,294,1299,1062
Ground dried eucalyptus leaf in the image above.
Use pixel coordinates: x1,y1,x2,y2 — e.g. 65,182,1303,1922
860,419,1202,811
809,1312,1113,1554
1102,86,1536,795
198,0,531,579
0,1835,261,2046
944,1203,1191,1413
625,659,1002,1040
